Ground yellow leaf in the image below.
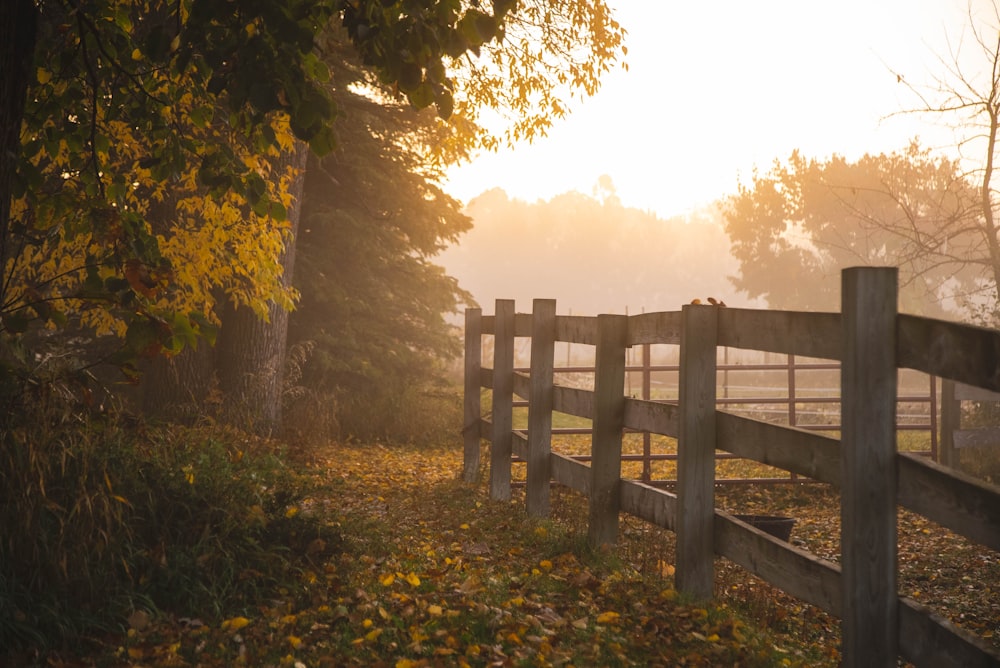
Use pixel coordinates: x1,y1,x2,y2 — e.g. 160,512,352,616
707,633,720,642
596,611,620,625
286,635,302,649
221,616,251,631
365,628,382,642
37,68,52,84
285,506,299,518
127,647,145,659
380,573,395,586
428,604,443,616
405,572,421,587
396,660,417,668
131,48,142,61
459,523,470,530
362,619,373,629
539,559,553,570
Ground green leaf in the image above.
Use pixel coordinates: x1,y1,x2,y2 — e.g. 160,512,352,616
308,125,336,156
398,62,423,92
436,89,454,120
1,311,30,335
407,83,435,110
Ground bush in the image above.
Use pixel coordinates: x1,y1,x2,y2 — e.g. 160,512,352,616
0,383,332,654
334,380,463,445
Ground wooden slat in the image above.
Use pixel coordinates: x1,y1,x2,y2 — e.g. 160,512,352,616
954,427,1000,449
490,300,515,502
898,597,1000,668
480,314,495,335
715,412,840,487
513,312,533,337
676,304,718,600
717,308,842,360
714,511,842,616
512,371,530,400
480,367,493,388
527,299,556,519
479,418,492,440
550,452,590,495
463,308,483,482
955,382,1000,402
589,314,628,547
511,431,527,458
623,398,679,437
626,311,682,345
897,453,1000,553
552,385,594,419
620,480,677,531
840,267,898,667
897,314,1000,391
555,315,599,345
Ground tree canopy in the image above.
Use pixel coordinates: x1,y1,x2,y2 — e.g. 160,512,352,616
723,144,982,315
287,49,473,439
2,0,625,382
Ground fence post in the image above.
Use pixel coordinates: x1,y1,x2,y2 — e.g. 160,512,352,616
642,341,652,483
588,314,628,547
463,308,483,483
939,379,958,468
490,299,515,502
841,267,898,667
527,299,556,517
676,304,718,600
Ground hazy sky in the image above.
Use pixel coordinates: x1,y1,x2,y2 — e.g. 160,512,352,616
444,1,994,219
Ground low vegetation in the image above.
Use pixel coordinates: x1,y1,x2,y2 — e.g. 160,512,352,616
3,388,997,666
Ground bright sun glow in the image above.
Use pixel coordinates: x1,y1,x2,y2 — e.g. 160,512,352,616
444,0,992,218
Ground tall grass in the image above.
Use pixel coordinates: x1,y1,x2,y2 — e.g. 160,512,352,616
0,383,330,654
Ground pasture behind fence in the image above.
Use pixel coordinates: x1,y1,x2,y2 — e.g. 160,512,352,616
463,267,1000,668
507,349,939,485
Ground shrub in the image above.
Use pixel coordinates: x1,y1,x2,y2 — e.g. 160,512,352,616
0,381,331,653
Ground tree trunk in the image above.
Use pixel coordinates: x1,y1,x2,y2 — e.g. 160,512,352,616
0,0,38,300
215,141,309,432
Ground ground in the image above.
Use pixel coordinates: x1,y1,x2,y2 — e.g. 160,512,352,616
54,439,999,666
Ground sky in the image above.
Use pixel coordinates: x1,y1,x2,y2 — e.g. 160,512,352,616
443,0,994,220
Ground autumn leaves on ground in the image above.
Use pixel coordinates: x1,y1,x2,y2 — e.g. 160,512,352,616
14,435,811,668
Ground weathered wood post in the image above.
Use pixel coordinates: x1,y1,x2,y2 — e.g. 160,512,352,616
939,379,958,468
676,303,718,600
588,313,628,547
841,267,898,667
490,299,516,502
527,299,556,517
463,307,483,483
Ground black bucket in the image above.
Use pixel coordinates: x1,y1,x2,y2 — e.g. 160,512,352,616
734,514,795,542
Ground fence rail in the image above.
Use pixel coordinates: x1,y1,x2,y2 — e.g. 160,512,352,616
510,350,938,484
462,267,1000,668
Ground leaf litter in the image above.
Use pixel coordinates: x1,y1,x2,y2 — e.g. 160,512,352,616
51,442,998,666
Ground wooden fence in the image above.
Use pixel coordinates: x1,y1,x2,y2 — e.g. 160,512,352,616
462,267,1000,668
511,352,939,485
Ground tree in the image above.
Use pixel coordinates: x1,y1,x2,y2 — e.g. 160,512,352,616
723,145,982,315
4,0,625,428
286,63,472,439
886,3,1000,318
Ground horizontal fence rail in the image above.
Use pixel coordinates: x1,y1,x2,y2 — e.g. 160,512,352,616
462,267,1000,668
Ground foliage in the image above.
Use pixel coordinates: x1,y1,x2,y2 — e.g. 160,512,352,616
723,143,983,314
27,441,808,666
0,390,325,654
5,0,625,370
448,0,627,149
890,5,1000,312
286,52,473,438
